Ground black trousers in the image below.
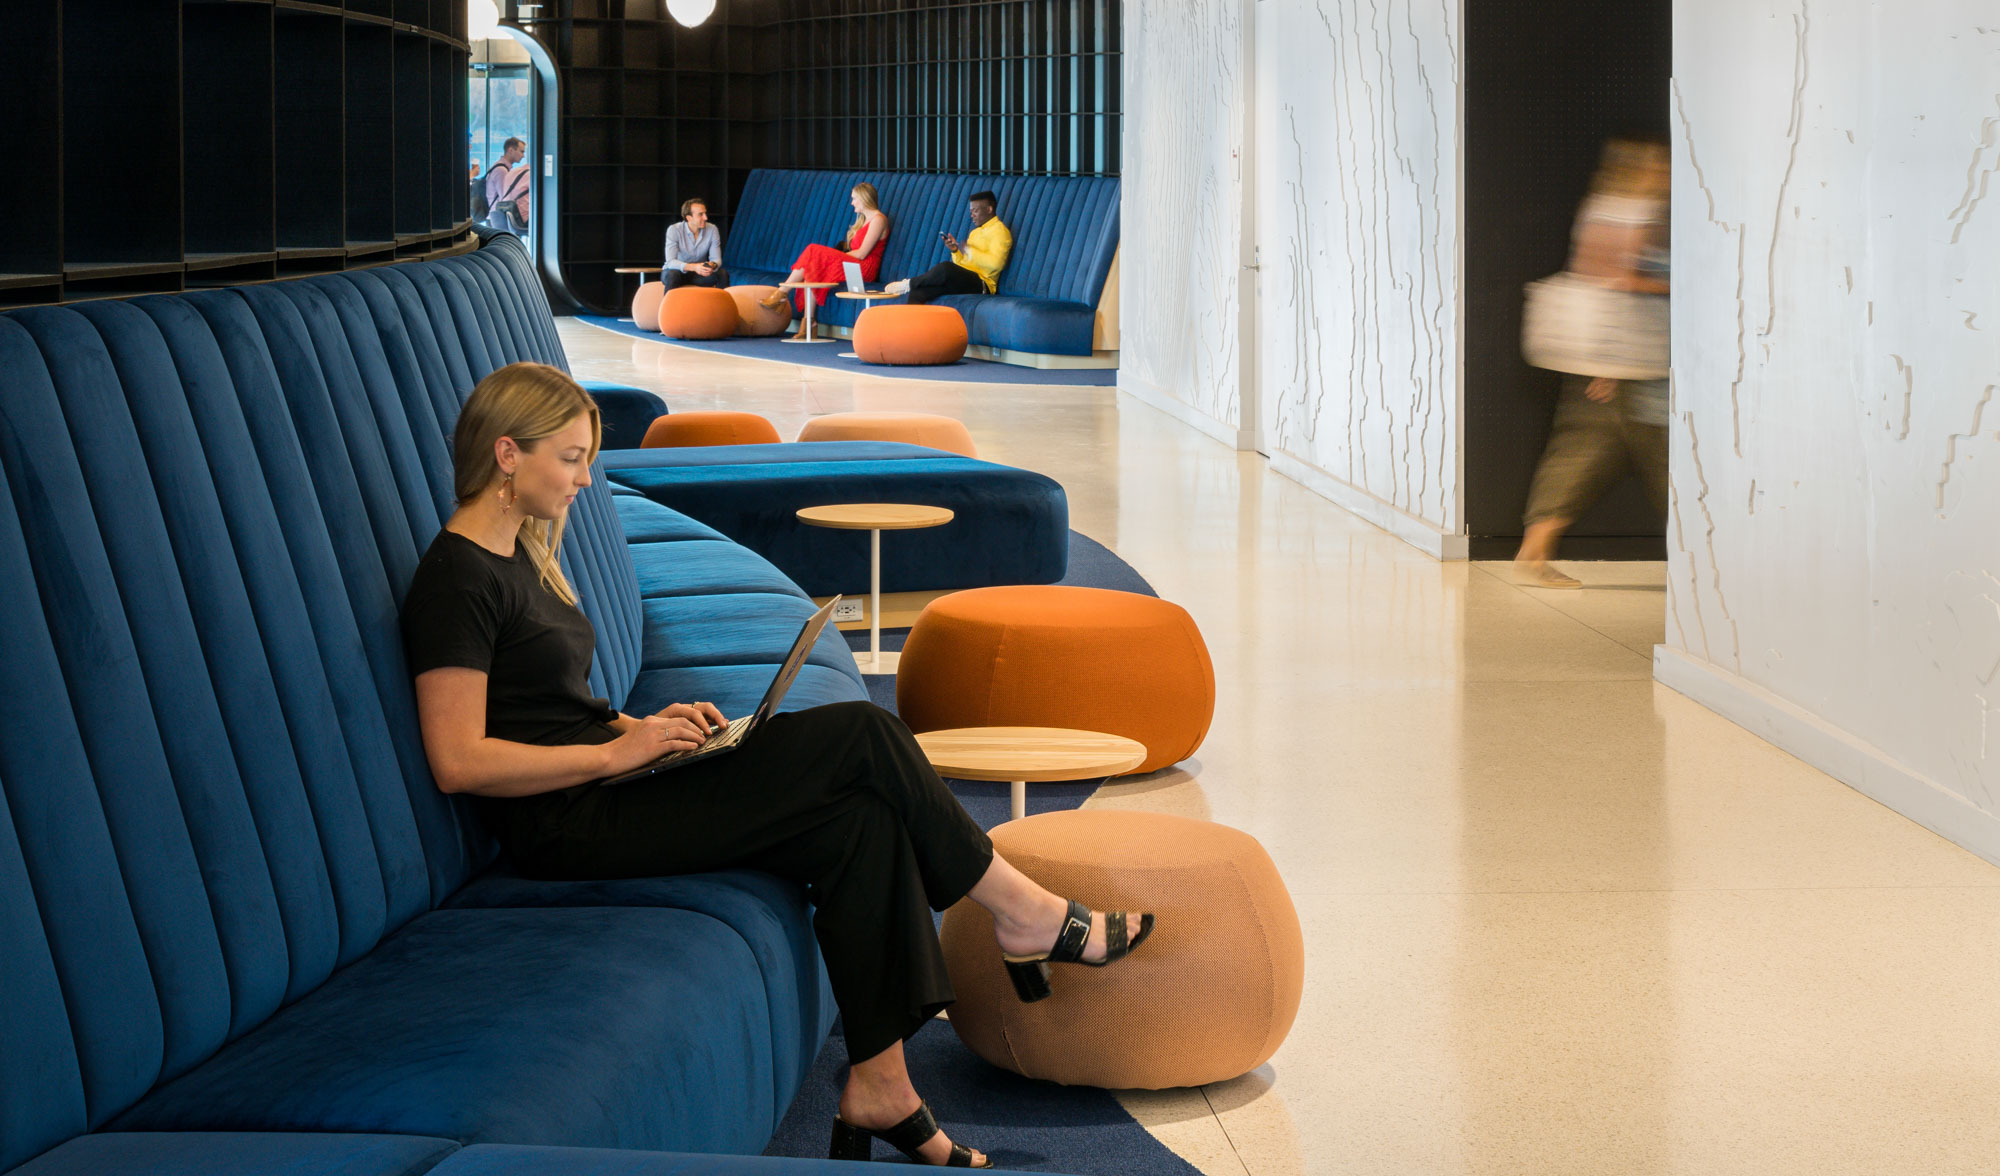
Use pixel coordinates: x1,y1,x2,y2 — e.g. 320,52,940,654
662,267,730,291
905,261,987,304
484,701,995,1062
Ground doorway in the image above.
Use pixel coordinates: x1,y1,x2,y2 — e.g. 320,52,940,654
1461,0,1672,559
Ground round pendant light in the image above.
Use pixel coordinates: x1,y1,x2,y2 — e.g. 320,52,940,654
468,0,501,40
665,0,717,28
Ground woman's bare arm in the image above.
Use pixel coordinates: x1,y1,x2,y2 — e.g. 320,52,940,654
415,667,708,796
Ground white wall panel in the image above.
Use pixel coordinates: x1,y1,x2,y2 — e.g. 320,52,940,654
1119,0,1246,436
1665,0,2000,859
1256,0,1461,538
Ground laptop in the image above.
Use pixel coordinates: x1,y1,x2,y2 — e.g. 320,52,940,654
598,596,840,786
842,261,866,294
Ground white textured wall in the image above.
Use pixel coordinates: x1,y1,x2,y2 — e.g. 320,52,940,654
1255,0,1462,538
1663,0,2000,856
1121,0,1463,549
1119,0,1246,435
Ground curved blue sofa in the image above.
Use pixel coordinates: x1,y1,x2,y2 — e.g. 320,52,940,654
600,443,1069,598
0,236,1045,1176
722,169,1120,360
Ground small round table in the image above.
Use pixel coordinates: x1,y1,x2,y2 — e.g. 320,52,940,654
835,289,901,357
778,281,839,343
613,267,663,318
915,727,1149,821
796,502,954,674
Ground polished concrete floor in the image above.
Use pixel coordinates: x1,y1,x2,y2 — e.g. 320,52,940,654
559,321,2000,1176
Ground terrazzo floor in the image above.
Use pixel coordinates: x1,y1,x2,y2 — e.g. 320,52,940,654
560,319,2000,1176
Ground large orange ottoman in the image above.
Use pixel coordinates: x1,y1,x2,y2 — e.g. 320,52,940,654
940,810,1303,1089
896,586,1213,774
852,303,968,365
640,410,782,448
631,281,665,332
729,285,791,336
795,411,978,458
659,286,739,340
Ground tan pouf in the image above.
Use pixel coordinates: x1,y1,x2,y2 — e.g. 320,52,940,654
940,810,1303,1089
660,286,740,340
852,303,969,365
729,285,791,337
795,411,979,458
896,586,1214,775
632,282,666,332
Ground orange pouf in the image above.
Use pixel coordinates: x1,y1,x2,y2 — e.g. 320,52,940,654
631,282,665,332
639,411,782,448
728,285,792,337
795,411,978,458
851,304,968,366
659,286,739,340
896,586,1213,774
940,810,1303,1089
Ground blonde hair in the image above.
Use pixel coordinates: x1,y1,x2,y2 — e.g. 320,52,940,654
453,362,601,605
1590,137,1671,199
848,182,882,239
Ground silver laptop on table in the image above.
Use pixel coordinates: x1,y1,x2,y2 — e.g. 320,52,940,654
599,596,840,786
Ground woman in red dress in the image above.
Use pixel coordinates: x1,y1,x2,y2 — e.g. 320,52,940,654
762,182,890,340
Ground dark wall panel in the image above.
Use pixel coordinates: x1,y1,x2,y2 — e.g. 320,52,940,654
19,2,474,305
520,0,1120,315
1464,0,1671,555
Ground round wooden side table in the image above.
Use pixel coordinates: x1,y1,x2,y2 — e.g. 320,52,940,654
915,727,1149,821
834,289,900,357
796,502,954,674
777,281,839,343
613,266,663,314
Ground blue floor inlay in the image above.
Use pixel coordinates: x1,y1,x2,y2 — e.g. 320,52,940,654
574,314,1118,387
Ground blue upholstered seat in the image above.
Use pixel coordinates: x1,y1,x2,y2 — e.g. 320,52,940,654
723,169,1120,357
0,234,856,1173
8,1133,459,1176
601,445,1069,598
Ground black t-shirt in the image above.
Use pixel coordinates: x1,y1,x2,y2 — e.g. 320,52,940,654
401,529,618,748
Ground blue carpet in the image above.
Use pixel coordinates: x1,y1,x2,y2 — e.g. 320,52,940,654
765,1017,1199,1175
574,314,1117,387
773,530,1195,1174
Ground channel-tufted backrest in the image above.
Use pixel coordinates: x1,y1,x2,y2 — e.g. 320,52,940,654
729,169,1121,307
0,235,644,1170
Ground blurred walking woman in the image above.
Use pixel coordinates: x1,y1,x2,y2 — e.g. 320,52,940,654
761,182,890,340
401,362,1152,1168
1515,137,1672,588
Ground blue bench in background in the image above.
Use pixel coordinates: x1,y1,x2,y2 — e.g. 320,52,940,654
722,169,1120,365
0,235,1051,1176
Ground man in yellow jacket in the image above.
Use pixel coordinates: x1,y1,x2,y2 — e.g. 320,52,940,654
886,190,1012,304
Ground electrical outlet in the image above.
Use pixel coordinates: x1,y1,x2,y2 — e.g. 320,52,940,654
832,599,865,623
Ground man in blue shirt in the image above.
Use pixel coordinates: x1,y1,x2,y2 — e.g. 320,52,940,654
662,197,728,291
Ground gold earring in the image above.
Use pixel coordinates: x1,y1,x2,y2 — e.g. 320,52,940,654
499,472,515,514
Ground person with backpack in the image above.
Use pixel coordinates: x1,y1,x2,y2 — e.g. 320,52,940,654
484,138,532,236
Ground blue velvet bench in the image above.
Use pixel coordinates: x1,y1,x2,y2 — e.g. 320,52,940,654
0,234,1048,1176
599,443,1070,598
722,168,1120,366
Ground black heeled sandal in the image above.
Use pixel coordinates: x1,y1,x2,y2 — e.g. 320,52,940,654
829,1101,991,1168
1000,898,1154,1003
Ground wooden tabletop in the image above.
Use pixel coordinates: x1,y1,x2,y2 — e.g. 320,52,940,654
779,280,839,289
835,290,898,300
915,727,1148,782
613,266,663,274
795,503,955,531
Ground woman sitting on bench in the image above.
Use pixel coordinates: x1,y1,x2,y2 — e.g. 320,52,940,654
760,182,891,341
402,362,1154,1169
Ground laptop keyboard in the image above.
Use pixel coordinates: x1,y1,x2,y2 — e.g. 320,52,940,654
653,715,750,765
